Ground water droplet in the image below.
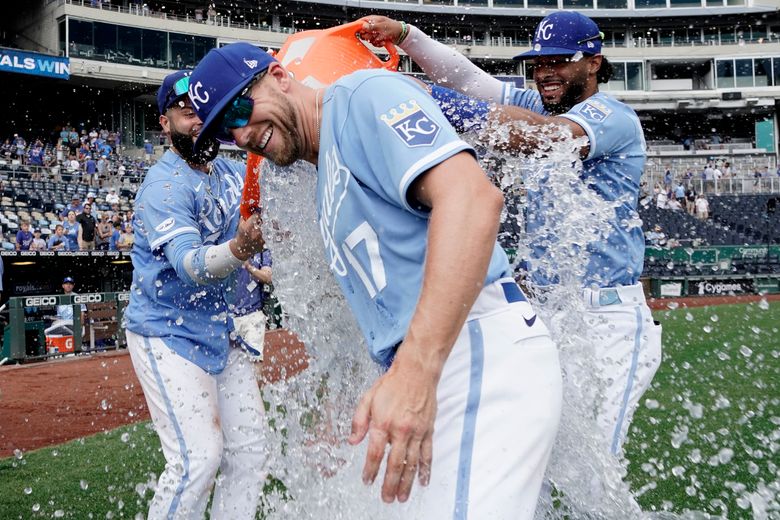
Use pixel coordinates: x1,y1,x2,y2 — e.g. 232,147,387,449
685,312,694,321
672,465,685,477
54,509,65,518
666,301,679,310
718,447,734,463
32,503,40,512
175,316,184,326
758,298,769,310
13,449,23,459
645,399,660,409
120,432,130,443
710,314,719,322
101,399,108,410
739,345,753,357
24,487,32,494
80,479,89,490
703,325,712,333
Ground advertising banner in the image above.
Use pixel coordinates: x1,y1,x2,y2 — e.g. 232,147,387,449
0,48,70,80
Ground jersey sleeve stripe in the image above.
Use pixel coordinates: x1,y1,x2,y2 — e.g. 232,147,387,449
150,226,201,250
558,113,597,161
397,140,474,214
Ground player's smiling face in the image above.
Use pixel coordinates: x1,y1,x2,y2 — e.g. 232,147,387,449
229,66,304,167
532,54,599,115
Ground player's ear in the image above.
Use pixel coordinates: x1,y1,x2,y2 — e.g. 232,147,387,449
588,54,603,75
159,114,170,134
267,62,291,91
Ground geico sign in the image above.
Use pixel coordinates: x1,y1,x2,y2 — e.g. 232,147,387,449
74,294,103,304
117,292,130,302
25,296,57,306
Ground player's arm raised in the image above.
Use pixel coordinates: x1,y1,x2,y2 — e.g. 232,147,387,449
348,150,503,503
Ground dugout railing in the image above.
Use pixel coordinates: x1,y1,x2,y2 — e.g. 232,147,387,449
1,291,128,363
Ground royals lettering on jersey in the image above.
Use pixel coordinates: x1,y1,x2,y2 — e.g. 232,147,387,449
125,150,245,374
317,70,510,366
381,100,441,148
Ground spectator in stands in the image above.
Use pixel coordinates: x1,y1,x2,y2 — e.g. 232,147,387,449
116,224,134,251
645,225,666,247
108,220,122,251
673,181,685,201
695,194,710,220
232,247,274,360
723,161,732,179
105,187,119,205
685,186,697,215
667,195,683,212
47,224,69,251
30,229,47,251
95,212,113,251
15,221,33,251
703,163,715,192
712,164,723,192
77,203,97,251
655,184,668,209
63,210,80,251
96,155,108,186
1,138,12,160
61,195,83,218
85,155,97,184
86,192,97,209
143,139,153,161
13,134,26,162
27,141,44,167
663,166,673,191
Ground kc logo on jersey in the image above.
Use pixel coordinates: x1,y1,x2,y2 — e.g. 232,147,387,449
577,100,612,122
381,100,440,148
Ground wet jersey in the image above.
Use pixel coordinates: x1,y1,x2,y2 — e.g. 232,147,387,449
504,86,646,288
318,70,510,366
125,150,244,373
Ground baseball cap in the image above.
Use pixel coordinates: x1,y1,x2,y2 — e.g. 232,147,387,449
189,43,278,152
515,11,603,60
63,276,75,284
157,70,191,115
87,192,96,198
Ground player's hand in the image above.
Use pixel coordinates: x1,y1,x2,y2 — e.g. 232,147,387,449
231,212,264,261
358,16,403,47
348,356,437,503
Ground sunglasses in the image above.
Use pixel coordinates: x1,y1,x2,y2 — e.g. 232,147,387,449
216,72,265,144
164,75,191,111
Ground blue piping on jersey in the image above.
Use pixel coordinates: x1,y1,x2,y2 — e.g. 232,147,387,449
144,336,191,519
610,307,643,454
454,321,485,520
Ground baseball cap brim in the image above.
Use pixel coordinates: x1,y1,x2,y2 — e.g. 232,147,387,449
193,71,258,153
514,47,596,60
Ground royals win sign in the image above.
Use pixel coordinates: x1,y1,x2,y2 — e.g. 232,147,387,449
0,48,70,80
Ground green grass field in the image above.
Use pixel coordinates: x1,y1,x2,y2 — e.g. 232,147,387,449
1,302,778,519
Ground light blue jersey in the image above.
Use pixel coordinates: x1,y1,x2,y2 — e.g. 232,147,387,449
503,85,646,288
319,70,510,367
125,150,245,374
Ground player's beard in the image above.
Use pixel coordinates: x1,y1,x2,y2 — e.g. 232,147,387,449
541,81,585,116
170,126,220,166
252,92,303,167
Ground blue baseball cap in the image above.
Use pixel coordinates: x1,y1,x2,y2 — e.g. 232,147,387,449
63,276,75,284
157,70,191,115
515,11,603,61
189,43,277,151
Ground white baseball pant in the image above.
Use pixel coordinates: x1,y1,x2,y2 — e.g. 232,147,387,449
582,283,663,455
126,331,268,519
403,278,563,520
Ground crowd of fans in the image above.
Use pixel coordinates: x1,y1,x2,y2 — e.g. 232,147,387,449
0,126,154,186
13,190,134,252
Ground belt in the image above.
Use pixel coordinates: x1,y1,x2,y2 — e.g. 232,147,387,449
582,283,646,308
598,288,622,306
501,281,527,304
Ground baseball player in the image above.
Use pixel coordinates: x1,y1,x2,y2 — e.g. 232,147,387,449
124,70,268,519
360,12,663,457
189,43,562,519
